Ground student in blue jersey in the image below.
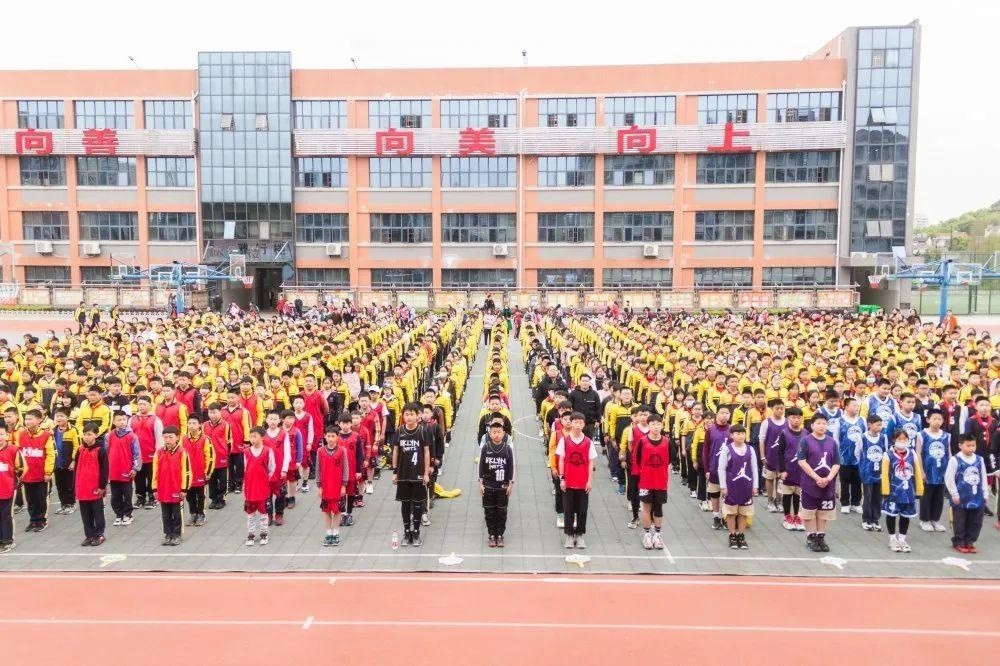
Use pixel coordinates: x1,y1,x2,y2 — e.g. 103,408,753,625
917,409,950,533
881,430,925,553
893,392,923,450
818,389,843,442
946,434,989,554
836,397,864,515
863,378,898,436
856,414,888,531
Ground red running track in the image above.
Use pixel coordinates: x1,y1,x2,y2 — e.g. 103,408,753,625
0,573,996,665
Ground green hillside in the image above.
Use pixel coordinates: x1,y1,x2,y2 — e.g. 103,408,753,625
918,200,1000,252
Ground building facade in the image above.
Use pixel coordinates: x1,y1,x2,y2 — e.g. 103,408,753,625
0,22,919,303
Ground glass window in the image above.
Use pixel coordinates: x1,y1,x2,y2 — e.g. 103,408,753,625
602,96,676,126
442,213,516,243
146,157,195,187
603,212,673,242
295,157,347,188
602,268,673,288
369,157,432,188
74,100,135,129
762,266,835,286
23,212,69,240
17,100,64,129
537,213,594,243
696,153,755,184
765,151,840,183
441,99,517,128
144,100,192,129
369,213,431,243
536,269,594,288
79,212,138,241
441,157,516,188
77,157,136,187
293,100,347,129
537,156,595,187
370,268,431,288
19,156,66,186
295,213,349,243
694,211,755,241
368,100,431,129
766,91,841,122
694,267,752,287
296,268,349,286
441,269,516,289
24,265,70,284
763,210,837,241
148,212,196,242
537,98,596,127
604,155,674,186
697,94,757,124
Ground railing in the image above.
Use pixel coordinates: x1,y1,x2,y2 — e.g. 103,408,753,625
202,240,293,264
0,283,185,310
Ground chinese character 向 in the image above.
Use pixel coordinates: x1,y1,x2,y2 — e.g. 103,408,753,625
616,125,656,154
458,127,496,156
707,121,751,153
374,128,414,156
82,128,119,156
14,129,53,156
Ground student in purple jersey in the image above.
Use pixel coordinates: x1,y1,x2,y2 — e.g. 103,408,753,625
777,407,806,531
797,413,841,553
757,399,786,514
719,425,758,550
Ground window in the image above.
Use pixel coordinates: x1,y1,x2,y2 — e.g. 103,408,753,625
696,153,756,184
537,98,596,127
603,96,676,126
293,100,347,129
765,151,840,183
694,267,752,287
295,157,347,188
442,213,516,243
146,157,194,187
694,211,755,241
441,157,516,188
74,100,134,129
80,267,117,284
144,100,192,129
77,157,137,187
442,269,516,289
603,268,673,288
148,212,197,242
537,156,595,187
24,266,70,284
697,94,757,125
537,269,594,288
79,212,138,241
254,114,268,130
763,210,837,241
537,213,594,243
867,163,895,182
23,212,69,241
441,99,517,128
295,213,349,243
603,212,673,242
368,100,431,129
370,268,431,288
369,213,431,243
762,267,835,286
17,101,64,129
220,114,234,130
369,157,432,188
297,268,349,286
604,155,674,186
766,92,841,123
20,156,66,186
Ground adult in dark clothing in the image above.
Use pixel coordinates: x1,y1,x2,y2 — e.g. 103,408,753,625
534,363,568,412
569,374,601,438
477,395,513,442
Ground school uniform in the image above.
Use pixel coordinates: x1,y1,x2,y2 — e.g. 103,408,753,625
719,443,757,517
182,434,215,521
479,435,515,538
918,429,951,524
557,433,598,537
243,446,276,539
152,445,191,539
53,426,79,509
634,434,670,517
881,447,924,519
837,415,864,509
74,444,109,541
316,443,349,514
0,444,25,546
106,427,141,519
128,412,163,507
17,428,55,530
202,419,230,507
945,452,989,548
856,431,888,525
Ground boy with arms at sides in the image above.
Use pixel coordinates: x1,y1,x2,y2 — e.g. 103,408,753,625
719,425,758,550
0,424,25,552
634,413,669,550
243,427,276,546
75,425,108,547
391,402,432,547
558,412,598,549
152,426,191,546
316,426,349,546
856,414,888,531
479,419,515,548
797,413,841,553
881,430,924,553
917,409,950,533
946,434,989,553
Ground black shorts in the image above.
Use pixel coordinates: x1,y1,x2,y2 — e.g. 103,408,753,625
638,488,668,505
395,480,426,502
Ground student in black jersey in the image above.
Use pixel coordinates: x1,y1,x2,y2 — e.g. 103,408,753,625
479,419,515,547
391,402,432,547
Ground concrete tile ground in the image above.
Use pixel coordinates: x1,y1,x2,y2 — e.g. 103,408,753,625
1,336,998,579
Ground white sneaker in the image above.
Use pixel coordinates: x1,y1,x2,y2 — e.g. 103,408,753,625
564,536,575,548
420,514,430,527
889,535,902,552
642,532,653,549
765,501,779,513
862,522,874,531
840,506,850,514
112,517,123,527
652,533,664,550
933,522,947,532
556,515,565,529
689,491,697,499
898,536,912,553
575,537,587,549
699,501,710,512
121,516,133,526
364,480,374,495
919,521,934,532
851,505,863,514
259,533,269,546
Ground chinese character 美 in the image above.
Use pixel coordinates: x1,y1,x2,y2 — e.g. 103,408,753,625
458,127,496,156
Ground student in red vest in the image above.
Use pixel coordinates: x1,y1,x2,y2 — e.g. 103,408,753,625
155,382,189,438
17,409,54,533
173,371,201,419
557,412,598,549
300,375,329,478
222,389,252,493
129,395,164,510
261,411,291,526
105,411,140,527
358,393,381,495
334,412,364,526
243,427,275,546
280,410,304,509
182,415,215,527
75,425,109,547
239,377,263,429
203,403,231,510
152,426,191,546
634,413,669,550
316,426,349,546
0,423,25,553
291,397,316,493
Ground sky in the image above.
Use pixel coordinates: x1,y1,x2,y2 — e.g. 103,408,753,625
1,0,996,224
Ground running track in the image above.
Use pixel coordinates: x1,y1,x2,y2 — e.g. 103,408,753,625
1,572,996,665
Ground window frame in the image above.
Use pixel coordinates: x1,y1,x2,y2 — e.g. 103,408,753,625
370,268,432,288
368,157,432,188
441,213,516,244
148,212,197,242
76,156,137,187
603,211,674,242
537,155,595,188
146,157,195,188
19,156,66,187
369,213,432,244
295,213,349,244
22,211,69,241
79,211,139,242
696,153,756,184
694,211,755,242
537,212,595,243
603,154,675,186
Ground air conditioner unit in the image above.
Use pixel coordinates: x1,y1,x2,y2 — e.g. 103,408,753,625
34,241,54,255
492,244,509,257
81,242,101,256
325,243,343,257
643,244,659,258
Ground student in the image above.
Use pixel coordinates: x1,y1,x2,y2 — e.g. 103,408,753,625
777,407,806,531
280,410,303,509
548,408,572,529
758,399,786,513
557,412,598,549
703,406,733,531
52,408,79,515
634,413,669,550
75,425,109,547
105,411,140,527
946,434,989,553
719,425,758,550
917,409,950,532
836,397,864,515
479,419,515,548
315,426,349,546
881,430,925,553
182,416,215,527
203,404,231,510
856,414,889,531
797,413,841,553
358,393,382,494
621,404,650,530
243,427,276,546
893,392,923,449
17,409,54,532
0,424,25,552
261,411,291,526
222,389,252,493
152,426,191,546
292,397,316,494
390,402,432,547
129,395,164,510
335,412,363,526
420,403,445,525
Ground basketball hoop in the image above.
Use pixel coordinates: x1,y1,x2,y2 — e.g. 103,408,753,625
867,275,883,289
240,276,254,289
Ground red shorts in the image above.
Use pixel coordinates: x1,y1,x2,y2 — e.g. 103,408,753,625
269,478,284,496
319,498,342,515
244,500,268,514
286,468,300,483
346,475,358,497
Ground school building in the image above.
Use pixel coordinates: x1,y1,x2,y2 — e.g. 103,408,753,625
0,21,920,306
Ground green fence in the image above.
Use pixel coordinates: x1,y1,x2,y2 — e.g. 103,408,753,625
913,280,1000,315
